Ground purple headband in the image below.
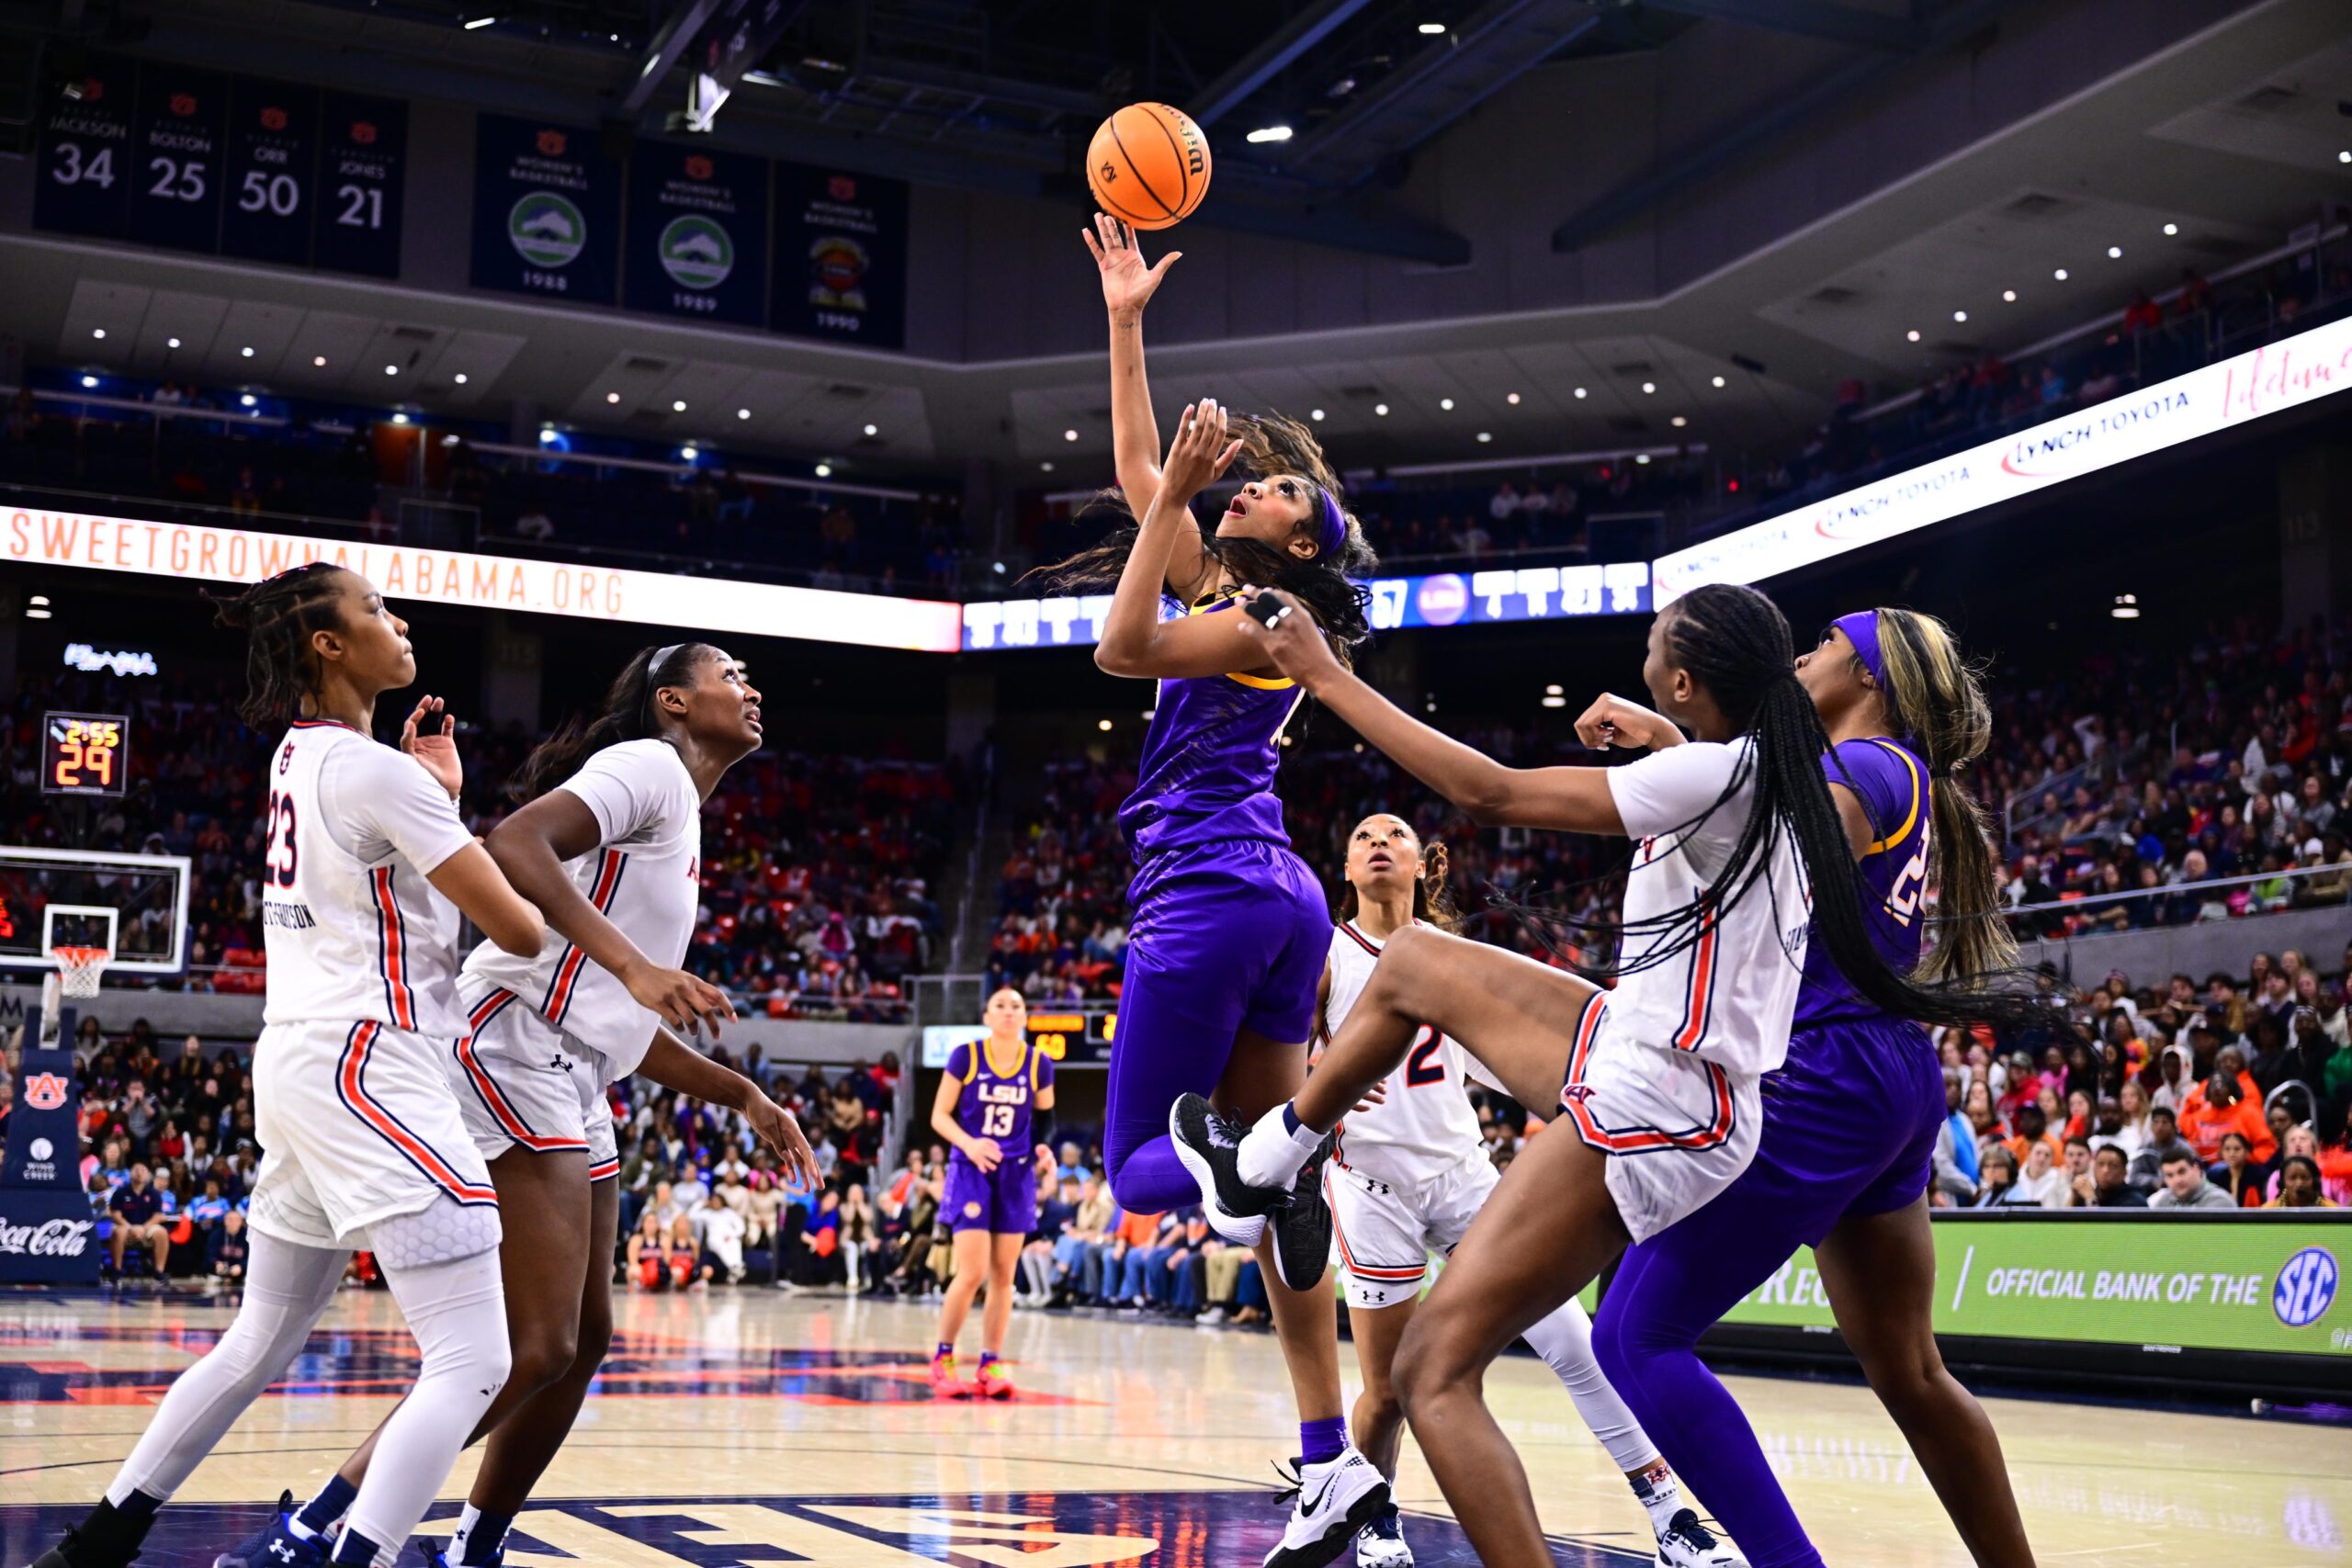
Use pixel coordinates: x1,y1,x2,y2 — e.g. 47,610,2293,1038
1832,609,1887,690
1315,488,1347,559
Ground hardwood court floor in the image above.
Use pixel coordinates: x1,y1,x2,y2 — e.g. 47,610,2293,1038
3,1285,2346,1565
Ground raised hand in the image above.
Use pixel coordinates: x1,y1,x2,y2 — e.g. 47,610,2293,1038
399,695,462,798
1082,212,1182,319
623,962,736,1037
1159,398,1244,508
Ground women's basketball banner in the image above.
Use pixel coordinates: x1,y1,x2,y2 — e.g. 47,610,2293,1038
623,141,770,328
470,113,624,306
2,507,964,653
1654,313,2352,603
1719,1216,2346,1359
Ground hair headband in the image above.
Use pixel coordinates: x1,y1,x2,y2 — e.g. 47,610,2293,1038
1316,488,1347,560
1831,610,1887,690
648,644,688,679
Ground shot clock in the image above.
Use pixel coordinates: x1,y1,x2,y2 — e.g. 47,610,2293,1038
41,712,130,797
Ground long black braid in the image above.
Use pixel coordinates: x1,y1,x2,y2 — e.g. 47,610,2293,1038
506,642,711,804
207,562,352,729
1513,583,2048,1033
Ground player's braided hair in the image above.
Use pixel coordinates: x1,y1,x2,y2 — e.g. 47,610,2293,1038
1035,410,1376,649
207,561,351,728
508,641,711,804
1337,819,1462,934
1510,583,2047,1033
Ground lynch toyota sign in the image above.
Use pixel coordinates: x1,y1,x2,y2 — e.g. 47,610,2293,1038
1654,314,2352,602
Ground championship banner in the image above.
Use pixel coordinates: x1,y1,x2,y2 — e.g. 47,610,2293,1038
0,1042,100,1285
470,113,623,306
1654,312,2352,603
624,141,769,328
1719,1216,2347,1359
4,505,966,654
771,162,908,350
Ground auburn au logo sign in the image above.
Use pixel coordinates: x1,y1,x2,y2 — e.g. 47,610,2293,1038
24,1072,69,1111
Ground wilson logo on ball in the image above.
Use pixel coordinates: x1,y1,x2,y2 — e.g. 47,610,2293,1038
1086,103,1211,231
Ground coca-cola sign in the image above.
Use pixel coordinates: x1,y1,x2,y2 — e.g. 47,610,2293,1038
0,1214,95,1257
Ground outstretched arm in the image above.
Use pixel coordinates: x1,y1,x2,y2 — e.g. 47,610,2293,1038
1237,591,1626,835
1082,213,1210,601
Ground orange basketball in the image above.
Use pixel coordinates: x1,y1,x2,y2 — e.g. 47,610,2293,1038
1087,102,1212,231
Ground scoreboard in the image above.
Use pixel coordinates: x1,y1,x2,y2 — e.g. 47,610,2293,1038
922,1012,1119,1069
34,54,406,277
41,712,130,798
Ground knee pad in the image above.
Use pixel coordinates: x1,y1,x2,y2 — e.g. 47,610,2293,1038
368,1195,503,1271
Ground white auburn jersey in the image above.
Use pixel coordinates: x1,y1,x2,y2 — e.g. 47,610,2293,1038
260,720,477,1035
1324,919,1498,1186
461,738,701,1078
1602,738,1812,1077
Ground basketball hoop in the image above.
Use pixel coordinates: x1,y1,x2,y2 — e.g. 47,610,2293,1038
49,944,110,999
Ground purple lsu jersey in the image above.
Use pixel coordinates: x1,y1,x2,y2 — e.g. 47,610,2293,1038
1117,592,1306,861
1793,737,1932,1028
947,1038,1053,1152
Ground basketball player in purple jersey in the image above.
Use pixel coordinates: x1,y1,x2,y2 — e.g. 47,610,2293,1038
1582,609,2037,1568
1060,214,1388,1567
930,987,1057,1399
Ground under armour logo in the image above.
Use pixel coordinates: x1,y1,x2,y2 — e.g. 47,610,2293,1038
550,1055,572,1071
269,1542,297,1562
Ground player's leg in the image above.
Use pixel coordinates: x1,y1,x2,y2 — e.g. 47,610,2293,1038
1343,1293,1416,1564
973,1231,1027,1399
1386,1124,1632,1568
26,1231,349,1568
1102,949,1246,1212
933,1225,992,1394
1813,1201,2036,1568
448,1175,623,1567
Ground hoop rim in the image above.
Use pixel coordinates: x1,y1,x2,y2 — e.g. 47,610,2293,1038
48,944,112,966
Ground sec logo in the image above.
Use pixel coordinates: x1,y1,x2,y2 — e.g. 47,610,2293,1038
963,1201,982,1220
2274,1247,2338,1328
26,1073,69,1111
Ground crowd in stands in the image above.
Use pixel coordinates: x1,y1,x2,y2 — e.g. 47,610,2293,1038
1,669,959,1021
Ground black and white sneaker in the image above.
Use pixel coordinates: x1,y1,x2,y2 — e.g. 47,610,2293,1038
1265,1138,1335,1292
1655,1508,1747,1567
1266,1449,1391,1568
1169,1095,1277,1245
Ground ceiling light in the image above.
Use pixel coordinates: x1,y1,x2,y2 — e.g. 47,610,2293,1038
1476,431,1491,443
672,399,687,412
91,328,105,340
1670,415,1687,427
813,462,831,478
79,375,97,389
390,412,410,425
453,373,468,385
606,392,621,404
680,446,698,461
1573,387,1587,399
441,434,460,447
464,14,497,28
28,595,48,606
26,608,51,620
2107,246,2122,259
240,345,254,357
1710,376,1724,389
1640,381,1656,394
1439,397,1454,411
1418,21,1446,34
1635,453,1652,465
1097,718,1114,732
1544,683,1563,695
2163,222,2178,236
1310,408,1325,421
1953,310,1967,322
240,394,256,408
384,364,399,375
2053,267,2069,280
312,355,327,367
1541,695,1566,709
1063,428,1078,441
1374,402,1388,416
537,427,558,445
1245,125,1294,144
2111,593,2141,620
1507,391,1521,404
1040,461,1055,472
1905,330,1921,342
737,408,751,420
2341,151,2350,164
862,423,878,435
2002,289,2017,302
166,336,181,349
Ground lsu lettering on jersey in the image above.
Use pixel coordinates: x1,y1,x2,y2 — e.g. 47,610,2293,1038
260,720,477,1035
1323,920,1494,1187
460,739,701,1079
1603,738,1811,1077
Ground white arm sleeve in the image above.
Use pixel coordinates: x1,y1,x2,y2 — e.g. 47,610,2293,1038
1604,739,1746,839
557,741,672,846
331,745,477,874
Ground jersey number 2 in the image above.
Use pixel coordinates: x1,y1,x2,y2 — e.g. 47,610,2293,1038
1404,1026,1446,1087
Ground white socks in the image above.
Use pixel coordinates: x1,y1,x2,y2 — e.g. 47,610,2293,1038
1237,1103,1325,1191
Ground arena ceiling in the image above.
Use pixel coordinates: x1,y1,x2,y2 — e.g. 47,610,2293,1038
3,0,2347,476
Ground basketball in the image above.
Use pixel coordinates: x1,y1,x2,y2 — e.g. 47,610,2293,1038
1087,102,1211,230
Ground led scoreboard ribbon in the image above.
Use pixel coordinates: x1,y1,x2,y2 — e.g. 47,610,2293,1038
42,711,130,797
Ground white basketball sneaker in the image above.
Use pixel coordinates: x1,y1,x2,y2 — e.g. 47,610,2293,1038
1655,1509,1747,1568
1265,1448,1391,1568
1353,1506,1412,1568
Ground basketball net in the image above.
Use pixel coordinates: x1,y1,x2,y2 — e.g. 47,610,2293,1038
49,945,109,1001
